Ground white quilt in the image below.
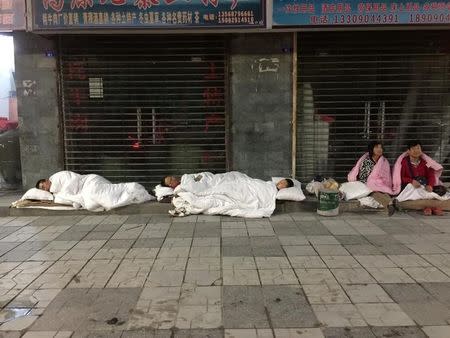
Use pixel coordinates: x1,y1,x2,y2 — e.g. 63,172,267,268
172,171,277,218
396,183,450,202
49,171,154,211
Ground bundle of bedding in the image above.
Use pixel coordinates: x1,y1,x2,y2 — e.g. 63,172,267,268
170,172,305,218
12,171,154,211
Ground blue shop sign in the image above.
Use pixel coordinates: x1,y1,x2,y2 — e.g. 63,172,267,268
33,0,265,29
273,0,450,26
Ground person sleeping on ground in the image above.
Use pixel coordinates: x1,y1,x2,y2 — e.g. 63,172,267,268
344,141,396,216
159,172,303,218
392,140,446,216
35,171,154,211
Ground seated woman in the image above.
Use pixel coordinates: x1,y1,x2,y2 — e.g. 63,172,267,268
348,141,395,216
392,140,444,216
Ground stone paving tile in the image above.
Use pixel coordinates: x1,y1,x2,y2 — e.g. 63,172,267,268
312,245,350,256
334,235,371,245
223,269,260,286
106,259,153,288
312,304,367,327
354,255,397,268
283,245,317,256
67,259,121,288
387,254,432,267
278,236,308,246
0,315,39,331
295,269,338,285
296,221,331,235
370,326,427,338
222,286,269,328
32,288,141,332
7,288,61,310
330,268,376,284
403,267,450,283
225,328,274,338
343,245,382,256
259,269,299,285
303,283,350,304
321,256,361,269
341,284,393,303
128,287,180,330
22,332,73,338
421,282,450,306
190,246,220,258
262,285,318,328
355,303,415,326
382,283,450,325
288,256,326,269
365,267,415,283
28,260,86,289
176,285,222,329
422,325,450,338
322,327,376,338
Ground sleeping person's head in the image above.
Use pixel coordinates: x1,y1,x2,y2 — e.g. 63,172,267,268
276,178,294,190
161,176,181,189
36,179,51,192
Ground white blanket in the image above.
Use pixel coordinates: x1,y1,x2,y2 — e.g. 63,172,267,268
172,171,277,218
49,171,154,211
396,183,450,202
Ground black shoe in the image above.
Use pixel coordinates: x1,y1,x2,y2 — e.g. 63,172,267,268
393,198,400,211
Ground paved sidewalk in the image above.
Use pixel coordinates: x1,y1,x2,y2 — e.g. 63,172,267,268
0,211,448,337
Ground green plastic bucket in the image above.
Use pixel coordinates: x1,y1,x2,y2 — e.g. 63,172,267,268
317,189,339,216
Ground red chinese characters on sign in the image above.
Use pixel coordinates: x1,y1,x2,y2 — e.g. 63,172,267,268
70,0,93,10
67,61,88,131
99,0,127,5
201,0,218,7
134,0,160,9
67,61,87,81
42,0,64,12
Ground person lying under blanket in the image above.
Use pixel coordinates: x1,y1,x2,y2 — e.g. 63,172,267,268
159,172,304,218
35,171,154,211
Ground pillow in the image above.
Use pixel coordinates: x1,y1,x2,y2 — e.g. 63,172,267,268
154,184,175,202
271,177,306,201
339,181,372,201
21,188,54,201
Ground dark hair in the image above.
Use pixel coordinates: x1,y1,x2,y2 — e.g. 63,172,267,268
368,141,382,158
406,140,421,150
160,177,169,187
35,179,46,189
285,178,294,188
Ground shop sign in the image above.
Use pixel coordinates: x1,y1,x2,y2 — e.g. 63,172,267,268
33,0,265,29
0,0,26,31
273,0,450,26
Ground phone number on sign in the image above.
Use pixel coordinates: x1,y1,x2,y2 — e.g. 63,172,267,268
309,13,450,24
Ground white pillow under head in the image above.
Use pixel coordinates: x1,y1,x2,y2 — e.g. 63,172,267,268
271,177,306,202
21,188,54,201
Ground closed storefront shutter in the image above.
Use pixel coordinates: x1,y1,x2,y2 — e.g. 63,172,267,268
296,31,450,183
60,35,227,189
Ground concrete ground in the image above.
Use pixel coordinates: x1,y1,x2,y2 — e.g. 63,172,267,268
0,209,448,337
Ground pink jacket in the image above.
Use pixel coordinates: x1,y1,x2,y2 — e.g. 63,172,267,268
392,151,443,195
348,153,394,195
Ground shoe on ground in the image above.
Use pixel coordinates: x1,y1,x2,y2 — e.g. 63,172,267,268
423,207,432,216
432,207,444,216
387,204,396,217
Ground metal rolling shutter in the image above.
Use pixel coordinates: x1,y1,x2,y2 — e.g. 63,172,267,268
60,35,227,189
296,31,450,183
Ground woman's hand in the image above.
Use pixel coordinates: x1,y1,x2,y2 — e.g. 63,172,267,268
411,180,421,188
425,185,433,192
